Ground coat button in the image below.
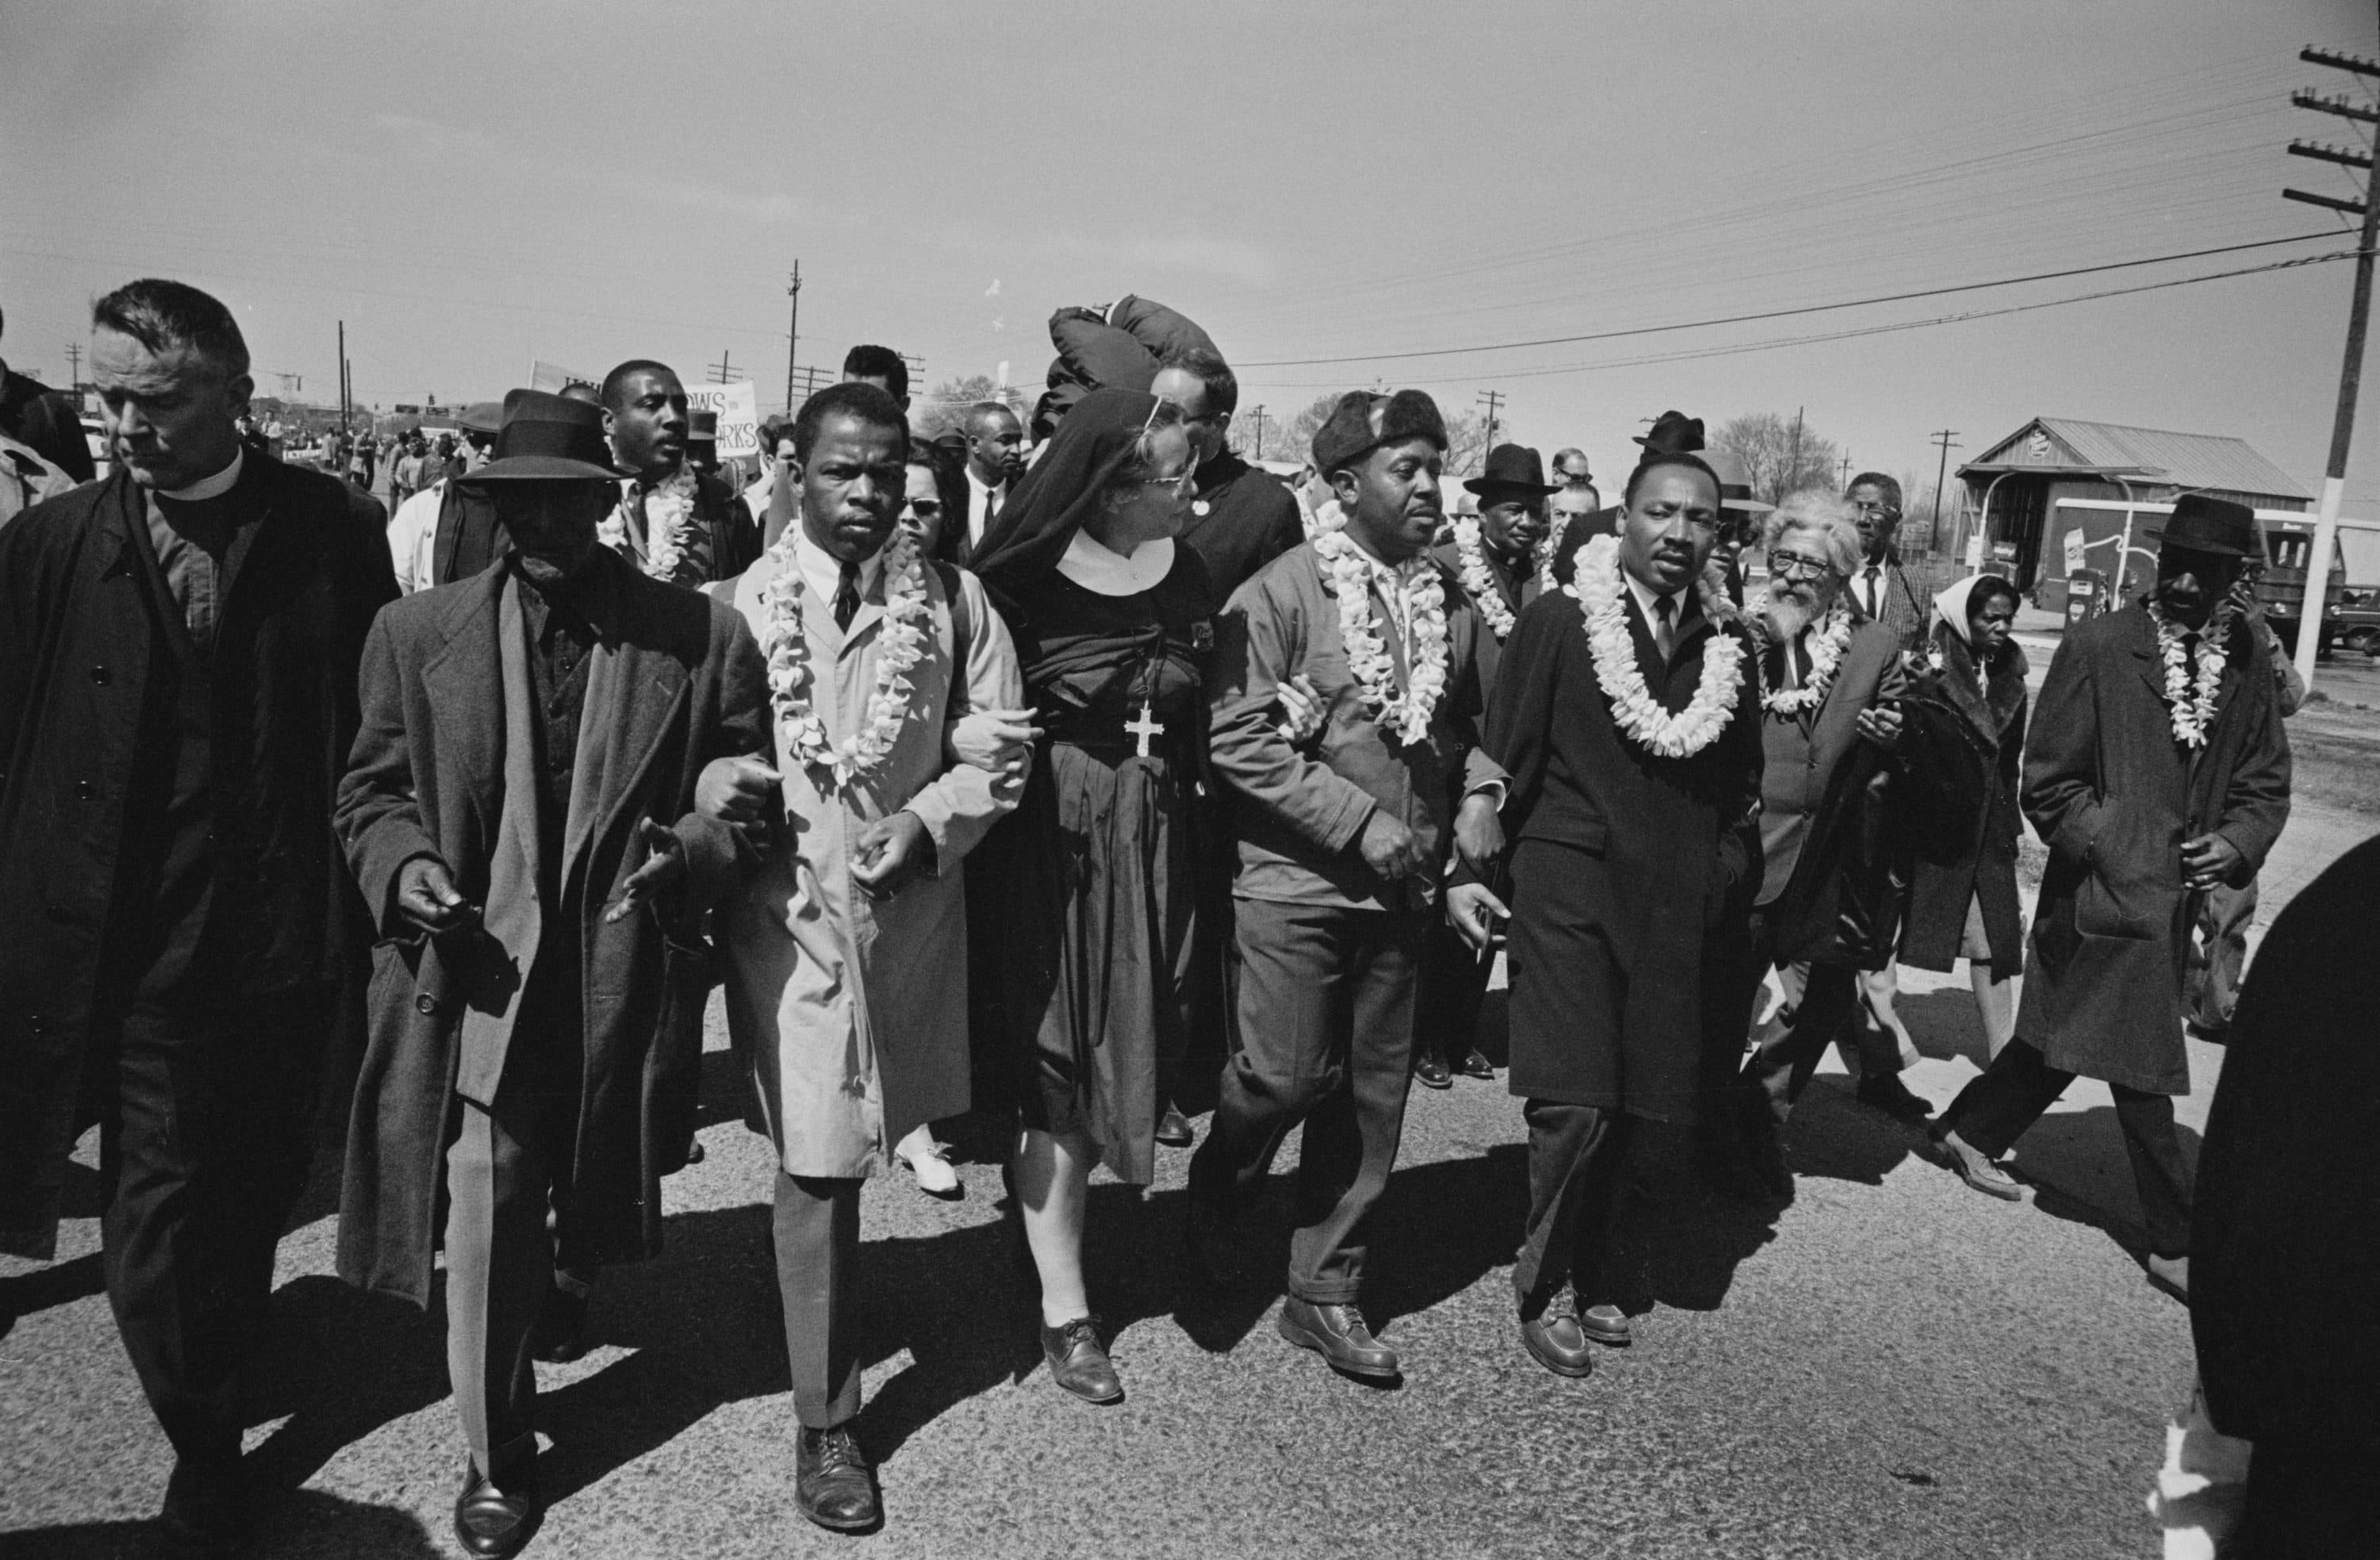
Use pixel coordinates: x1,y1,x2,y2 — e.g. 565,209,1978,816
74,779,97,801
90,665,111,684
415,994,439,1016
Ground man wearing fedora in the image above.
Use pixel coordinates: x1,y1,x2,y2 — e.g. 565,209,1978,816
1412,442,1560,1089
600,358,762,588
335,388,766,1557
1933,495,2290,1305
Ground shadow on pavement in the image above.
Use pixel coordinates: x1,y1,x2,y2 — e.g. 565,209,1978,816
2,1489,444,1559
0,1251,104,1343
244,1275,451,1492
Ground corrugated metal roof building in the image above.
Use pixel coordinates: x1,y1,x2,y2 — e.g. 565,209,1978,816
1953,416,2312,596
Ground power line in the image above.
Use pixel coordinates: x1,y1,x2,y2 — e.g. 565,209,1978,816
1238,233,2340,370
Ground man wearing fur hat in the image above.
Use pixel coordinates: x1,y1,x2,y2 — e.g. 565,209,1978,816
1934,495,2290,1305
1188,389,1506,1382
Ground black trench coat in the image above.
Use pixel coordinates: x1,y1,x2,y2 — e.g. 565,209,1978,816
2015,604,2290,1096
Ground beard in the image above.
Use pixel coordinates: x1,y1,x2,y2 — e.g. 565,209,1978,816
1758,579,1820,642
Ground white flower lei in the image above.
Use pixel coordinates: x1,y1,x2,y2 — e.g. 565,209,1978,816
2145,596,2233,749
1313,530,1450,746
600,466,701,584
1760,602,1855,715
1450,518,1518,640
758,527,934,788
1302,495,1347,542
1565,534,1745,758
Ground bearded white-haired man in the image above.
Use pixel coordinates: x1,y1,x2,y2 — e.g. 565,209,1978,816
1720,489,1929,1201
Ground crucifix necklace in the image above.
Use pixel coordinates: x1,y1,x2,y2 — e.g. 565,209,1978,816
1125,703,1165,758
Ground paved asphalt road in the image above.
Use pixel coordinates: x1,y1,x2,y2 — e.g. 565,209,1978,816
6,987,2198,1560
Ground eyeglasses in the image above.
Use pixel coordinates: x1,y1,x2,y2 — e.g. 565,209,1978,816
1767,550,1832,580
904,499,943,519
1848,500,1901,519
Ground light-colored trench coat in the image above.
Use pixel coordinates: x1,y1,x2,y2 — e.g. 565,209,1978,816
716,548,1022,1177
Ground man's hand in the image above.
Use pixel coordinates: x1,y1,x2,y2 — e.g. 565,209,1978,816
697,754,781,826
605,818,688,924
395,856,478,934
850,810,931,898
1453,791,1505,878
1855,702,1903,749
1274,674,1326,746
946,707,1042,784
1357,809,1428,880
1445,881,1509,954
2182,833,2244,892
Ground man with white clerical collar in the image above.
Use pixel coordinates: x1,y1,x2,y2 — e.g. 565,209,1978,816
1412,441,1561,1090
0,278,397,1554
600,358,761,588
336,386,766,1558
1191,387,1507,1385
960,399,1027,559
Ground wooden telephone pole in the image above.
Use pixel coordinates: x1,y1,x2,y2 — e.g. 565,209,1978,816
783,263,803,414
2286,36,2380,693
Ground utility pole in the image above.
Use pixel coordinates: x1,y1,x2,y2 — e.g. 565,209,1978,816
1838,451,1852,487
1250,404,1267,460
1476,389,1504,472
337,320,348,433
2287,39,2380,693
63,342,81,390
784,263,802,413
709,350,736,385
1929,429,1961,553
1789,404,1805,489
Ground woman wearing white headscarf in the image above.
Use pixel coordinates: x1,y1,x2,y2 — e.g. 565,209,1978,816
1893,574,2029,1056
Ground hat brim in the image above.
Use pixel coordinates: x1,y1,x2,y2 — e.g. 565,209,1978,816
2162,536,2255,560
457,455,622,485
1462,477,1564,498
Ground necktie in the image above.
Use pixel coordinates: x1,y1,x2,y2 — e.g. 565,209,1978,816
1861,565,1880,615
1653,594,1677,660
833,560,861,630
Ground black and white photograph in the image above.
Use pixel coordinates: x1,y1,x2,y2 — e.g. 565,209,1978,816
4,2,2378,1554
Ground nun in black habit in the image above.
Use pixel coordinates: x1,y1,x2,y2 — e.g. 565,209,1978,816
968,387,1215,1404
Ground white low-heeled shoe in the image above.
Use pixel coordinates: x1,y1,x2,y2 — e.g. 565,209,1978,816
895,1131,962,1199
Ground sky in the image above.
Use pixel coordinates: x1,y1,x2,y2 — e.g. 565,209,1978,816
3,0,2378,507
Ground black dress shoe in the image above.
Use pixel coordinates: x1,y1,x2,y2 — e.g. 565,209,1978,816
454,1458,540,1558
1856,1072,1934,1123
1577,1301,1633,1347
1154,1106,1195,1148
531,1282,589,1364
796,1424,880,1532
1041,1315,1124,1404
1518,1294,1594,1378
1276,1297,1399,1380
1414,1055,1453,1090
157,1453,248,1559
1459,1048,1496,1080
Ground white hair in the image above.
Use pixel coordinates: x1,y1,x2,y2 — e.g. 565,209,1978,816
1762,489,1863,579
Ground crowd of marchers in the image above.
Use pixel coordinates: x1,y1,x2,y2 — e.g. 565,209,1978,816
4,276,2357,1558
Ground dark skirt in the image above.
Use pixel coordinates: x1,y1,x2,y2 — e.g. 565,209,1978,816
982,738,1196,1186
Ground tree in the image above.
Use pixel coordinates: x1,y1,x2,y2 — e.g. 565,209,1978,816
913,374,1021,439
1712,412,1842,504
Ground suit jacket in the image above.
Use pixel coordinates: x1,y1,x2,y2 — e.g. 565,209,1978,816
332,548,766,1304
1208,542,1503,913
1848,556,1926,653
1428,533,1543,696
1179,452,1303,599
1755,619,1907,906
0,458,394,1258
2015,604,2290,1094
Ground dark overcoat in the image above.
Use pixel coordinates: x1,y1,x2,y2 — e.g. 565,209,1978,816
2191,835,2380,1444
0,460,393,1259
332,550,766,1307
1483,584,1762,1121
1897,623,2029,972
2016,604,2290,1095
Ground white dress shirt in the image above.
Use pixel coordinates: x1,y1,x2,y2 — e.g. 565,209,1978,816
1622,569,1687,657
965,467,1005,547
793,529,883,617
